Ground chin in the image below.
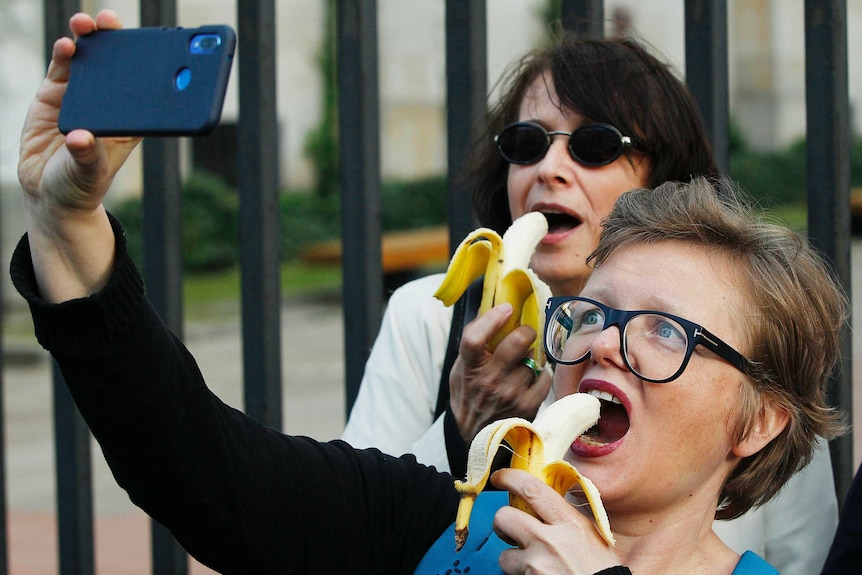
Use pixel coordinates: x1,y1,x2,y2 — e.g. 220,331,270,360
533,249,589,288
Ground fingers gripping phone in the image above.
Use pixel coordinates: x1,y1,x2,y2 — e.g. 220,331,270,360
59,25,236,136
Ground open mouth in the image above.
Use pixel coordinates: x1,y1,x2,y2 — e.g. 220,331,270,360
578,389,630,447
542,211,582,234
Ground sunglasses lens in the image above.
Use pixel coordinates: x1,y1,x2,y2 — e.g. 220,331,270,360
569,125,624,166
497,123,549,164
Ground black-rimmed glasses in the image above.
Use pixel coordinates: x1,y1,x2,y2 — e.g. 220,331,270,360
495,121,646,167
544,296,755,383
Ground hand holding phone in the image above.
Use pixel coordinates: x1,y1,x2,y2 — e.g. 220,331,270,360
58,25,236,136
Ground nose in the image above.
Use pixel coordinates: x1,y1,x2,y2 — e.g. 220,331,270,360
588,324,628,373
535,133,574,185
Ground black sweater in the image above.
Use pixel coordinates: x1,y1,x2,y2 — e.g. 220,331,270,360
10,219,459,574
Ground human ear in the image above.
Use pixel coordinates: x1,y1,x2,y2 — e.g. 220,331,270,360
732,397,790,458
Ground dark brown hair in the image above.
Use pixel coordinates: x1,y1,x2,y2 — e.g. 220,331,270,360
469,33,717,234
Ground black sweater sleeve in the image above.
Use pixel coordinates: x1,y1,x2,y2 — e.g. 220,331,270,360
10,217,459,574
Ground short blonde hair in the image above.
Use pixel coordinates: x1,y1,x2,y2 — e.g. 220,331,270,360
590,176,848,519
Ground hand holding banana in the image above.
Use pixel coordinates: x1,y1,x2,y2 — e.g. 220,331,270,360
433,212,552,370
453,393,614,551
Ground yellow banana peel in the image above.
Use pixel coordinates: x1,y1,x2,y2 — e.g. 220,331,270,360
433,212,552,368
453,393,615,551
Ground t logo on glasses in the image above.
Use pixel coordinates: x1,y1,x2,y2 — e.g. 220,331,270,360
495,122,647,167
543,296,754,383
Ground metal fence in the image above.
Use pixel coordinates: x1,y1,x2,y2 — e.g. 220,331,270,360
0,0,852,573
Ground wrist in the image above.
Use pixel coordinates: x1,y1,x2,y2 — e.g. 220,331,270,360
444,405,469,477
28,205,116,302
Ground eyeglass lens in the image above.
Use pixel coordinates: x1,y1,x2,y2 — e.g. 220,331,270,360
496,122,627,166
546,299,690,382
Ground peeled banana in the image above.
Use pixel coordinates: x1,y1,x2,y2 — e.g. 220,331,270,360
453,392,615,551
433,212,552,368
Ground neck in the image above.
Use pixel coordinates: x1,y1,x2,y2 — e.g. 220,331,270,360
606,498,739,575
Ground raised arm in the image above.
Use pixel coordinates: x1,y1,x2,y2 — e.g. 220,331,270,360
18,10,141,303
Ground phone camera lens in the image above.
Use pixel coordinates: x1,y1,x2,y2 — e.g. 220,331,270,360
191,34,222,54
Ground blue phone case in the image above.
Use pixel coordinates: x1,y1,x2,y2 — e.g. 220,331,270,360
59,26,236,136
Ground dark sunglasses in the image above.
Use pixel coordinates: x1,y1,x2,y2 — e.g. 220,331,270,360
495,121,646,167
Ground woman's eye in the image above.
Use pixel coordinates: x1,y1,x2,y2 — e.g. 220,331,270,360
571,308,603,333
582,310,602,326
656,321,684,341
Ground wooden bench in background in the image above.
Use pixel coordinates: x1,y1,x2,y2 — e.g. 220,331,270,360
299,226,451,293
851,188,862,234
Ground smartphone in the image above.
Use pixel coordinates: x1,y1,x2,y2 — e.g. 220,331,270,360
59,25,236,136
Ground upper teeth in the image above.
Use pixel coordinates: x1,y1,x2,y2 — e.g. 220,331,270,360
585,389,621,405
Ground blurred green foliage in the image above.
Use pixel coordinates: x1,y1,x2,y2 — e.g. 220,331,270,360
111,170,239,273
729,128,862,207
112,172,448,273
730,139,809,206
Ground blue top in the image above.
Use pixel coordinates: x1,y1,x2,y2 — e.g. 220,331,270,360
415,491,778,575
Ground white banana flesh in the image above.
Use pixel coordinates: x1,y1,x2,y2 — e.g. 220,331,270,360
433,212,552,368
453,393,615,551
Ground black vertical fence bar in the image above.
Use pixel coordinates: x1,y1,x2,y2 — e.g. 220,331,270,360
560,0,604,37
142,140,188,574
444,0,486,250
337,0,383,415
51,365,94,575
43,3,96,575
139,1,190,571
804,0,853,504
140,0,183,335
237,0,283,429
684,0,730,173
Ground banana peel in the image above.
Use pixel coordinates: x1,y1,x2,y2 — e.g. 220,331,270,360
453,393,615,551
434,212,551,368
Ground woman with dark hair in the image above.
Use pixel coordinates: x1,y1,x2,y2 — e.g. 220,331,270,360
470,36,715,235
